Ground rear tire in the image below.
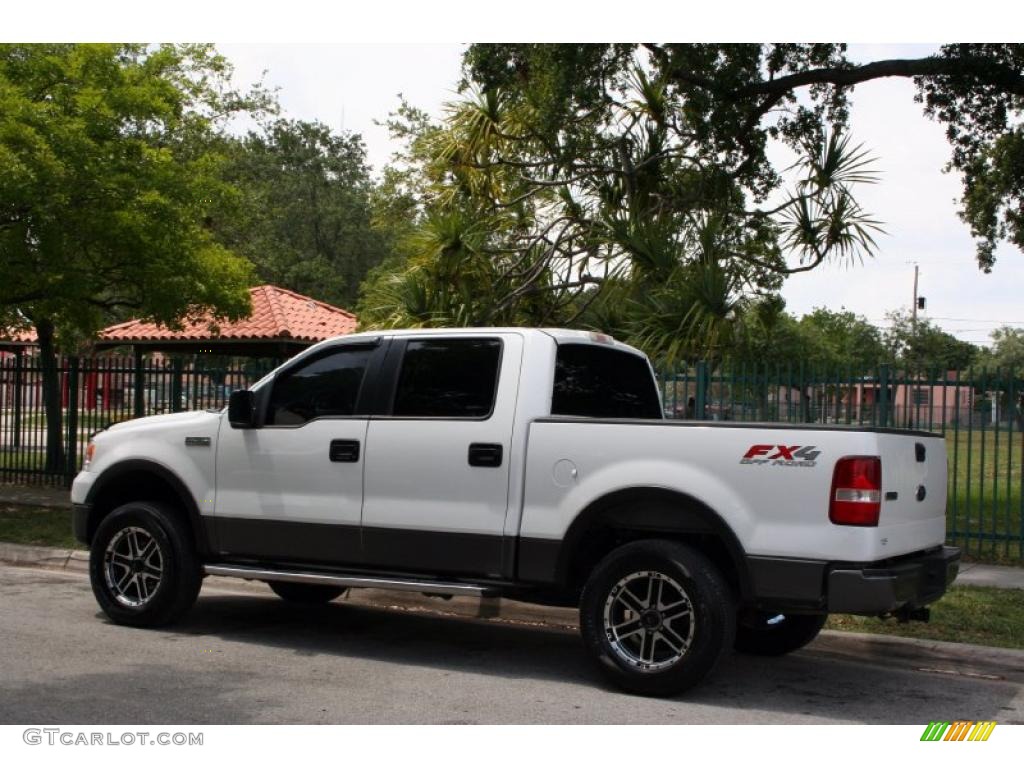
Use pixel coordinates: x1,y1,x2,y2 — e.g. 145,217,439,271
579,540,735,697
89,501,202,627
734,612,826,656
268,581,347,604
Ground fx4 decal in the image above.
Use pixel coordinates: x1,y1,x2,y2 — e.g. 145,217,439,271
740,444,821,467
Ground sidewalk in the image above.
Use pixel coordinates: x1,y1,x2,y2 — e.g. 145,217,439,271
958,560,1024,590
3,481,1023,590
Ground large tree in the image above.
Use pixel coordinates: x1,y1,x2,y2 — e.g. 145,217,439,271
729,304,886,374
359,55,882,360
361,44,1024,362
0,44,267,472
218,119,388,309
883,311,978,372
978,326,1024,377
465,44,1024,272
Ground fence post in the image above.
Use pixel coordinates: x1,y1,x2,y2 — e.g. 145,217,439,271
66,357,79,482
133,349,145,419
171,357,184,413
12,349,23,449
878,364,891,427
695,361,708,420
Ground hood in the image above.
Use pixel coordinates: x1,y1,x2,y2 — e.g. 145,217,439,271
103,409,223,436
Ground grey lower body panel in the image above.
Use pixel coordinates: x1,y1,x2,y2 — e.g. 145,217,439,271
72,503,91,545
748,546,961,614
213,517,508,579
827,546,961,613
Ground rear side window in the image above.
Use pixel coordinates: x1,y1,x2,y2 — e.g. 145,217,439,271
392,338,502,418
552,344,662,419
266,345,373,425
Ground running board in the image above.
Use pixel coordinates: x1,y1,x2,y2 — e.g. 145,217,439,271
203,564,498,597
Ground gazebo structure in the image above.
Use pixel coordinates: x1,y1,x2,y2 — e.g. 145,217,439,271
95,284,358,357
89,284,359,417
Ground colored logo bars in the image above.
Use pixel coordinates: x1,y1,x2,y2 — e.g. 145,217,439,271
920,721,996,741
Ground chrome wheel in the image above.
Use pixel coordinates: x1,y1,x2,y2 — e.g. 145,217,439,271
603,569,695,672
104,526,164,608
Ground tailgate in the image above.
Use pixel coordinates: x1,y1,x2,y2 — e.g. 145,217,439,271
874,432,948,553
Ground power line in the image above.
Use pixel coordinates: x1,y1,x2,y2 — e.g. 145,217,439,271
928,316,1024,325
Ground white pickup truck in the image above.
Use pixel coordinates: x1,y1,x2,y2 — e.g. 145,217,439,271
71,328,959,696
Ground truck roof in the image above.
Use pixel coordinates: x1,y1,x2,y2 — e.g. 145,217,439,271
326,327,648,358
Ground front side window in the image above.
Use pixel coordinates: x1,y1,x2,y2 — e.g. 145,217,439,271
392,338,502,418
266,346,373,426
552,343,662,419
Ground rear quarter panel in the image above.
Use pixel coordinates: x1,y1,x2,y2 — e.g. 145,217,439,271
520,421,947,563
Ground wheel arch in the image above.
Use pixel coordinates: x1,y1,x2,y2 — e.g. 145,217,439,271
532,486,752,601
83,459,214,556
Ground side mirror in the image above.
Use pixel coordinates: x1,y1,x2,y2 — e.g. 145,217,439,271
228,390,257,429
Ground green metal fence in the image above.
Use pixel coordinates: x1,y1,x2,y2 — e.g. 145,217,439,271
658,363,1024,562
1,354,1021,562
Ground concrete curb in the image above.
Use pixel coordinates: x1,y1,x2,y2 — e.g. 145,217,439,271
2,540,1022,682
811,630,1024,684
0,542,90,572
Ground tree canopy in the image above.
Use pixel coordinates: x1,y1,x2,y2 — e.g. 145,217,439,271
217,118,388,309
465,44,1024,272
0,43,269,469
978,326,1024,377
0,43,270,339
358,44,1024,363
883,310,978,372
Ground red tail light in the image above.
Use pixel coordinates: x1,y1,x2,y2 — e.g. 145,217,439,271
829,456,882,526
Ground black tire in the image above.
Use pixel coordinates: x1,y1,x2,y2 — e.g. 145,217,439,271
734,612,827,656
268,581,347,604
579,539,736,697
89,501,202,627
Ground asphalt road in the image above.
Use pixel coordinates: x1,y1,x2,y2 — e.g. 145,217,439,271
1,564,1021,725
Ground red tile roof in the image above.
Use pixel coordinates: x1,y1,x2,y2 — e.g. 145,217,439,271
98,285,358,345
0,327,37,344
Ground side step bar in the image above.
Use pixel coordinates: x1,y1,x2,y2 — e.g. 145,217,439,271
203,564,498,597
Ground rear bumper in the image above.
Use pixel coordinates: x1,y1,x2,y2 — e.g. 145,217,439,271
827,545,961,614
748,545,961,615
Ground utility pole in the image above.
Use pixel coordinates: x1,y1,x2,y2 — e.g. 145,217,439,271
911,263,919,327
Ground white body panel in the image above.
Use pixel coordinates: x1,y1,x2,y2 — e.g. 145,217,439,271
214,418,367,526
360,332,523,536
71,410,221,514
519,421,948,562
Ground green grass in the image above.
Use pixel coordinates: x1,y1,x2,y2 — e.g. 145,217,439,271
826,584,1024,650
945,431,1023,563
0,504,82,549
0,452,45,471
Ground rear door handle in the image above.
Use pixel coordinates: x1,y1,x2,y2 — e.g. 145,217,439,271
329,439,360,463
468,443,503,468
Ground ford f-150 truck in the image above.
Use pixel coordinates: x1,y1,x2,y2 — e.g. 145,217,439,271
71,328,959,696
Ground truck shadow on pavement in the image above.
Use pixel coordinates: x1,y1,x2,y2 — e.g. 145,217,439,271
153,591,1021,724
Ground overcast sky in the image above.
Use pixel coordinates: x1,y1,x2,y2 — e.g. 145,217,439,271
218,42,1023,346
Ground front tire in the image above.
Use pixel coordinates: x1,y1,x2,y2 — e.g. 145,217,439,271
89,501,201,627
268,581,347,604
579,540,736,697
734,612,826,656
